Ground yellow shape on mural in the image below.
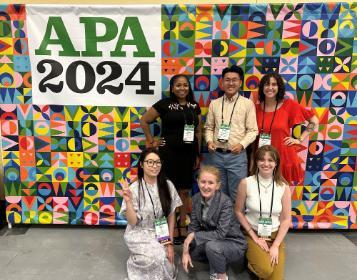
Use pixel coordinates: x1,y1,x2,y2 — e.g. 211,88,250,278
39,211,53,224
23,211,37,224
196,22,212,40
0,38,13,55
113,107,130,122
64,107,85,121
0,64,14,87
3,151,20,166
84,182,100,211
67,152,84,167
333,216,348,228
230,39,246,57
7,211,21,223
98,122,114,138
316,201,334,216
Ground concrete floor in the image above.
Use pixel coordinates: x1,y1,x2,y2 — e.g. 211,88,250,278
0,225,356,280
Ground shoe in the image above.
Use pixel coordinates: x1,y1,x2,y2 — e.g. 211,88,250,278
173,235,185,245
173,216,187,245
209,274,228,280
178,225,188,238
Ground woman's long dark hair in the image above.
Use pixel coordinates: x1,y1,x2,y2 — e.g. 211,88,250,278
258,73,285,103
169,74,195,103
137,148,172,218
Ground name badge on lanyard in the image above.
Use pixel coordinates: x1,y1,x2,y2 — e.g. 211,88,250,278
183,124,195,143
256,175,275,241
258,133,271,147
257,217,272,240
218,124,231,142
260,101,278,148
144,181,171,244
218,96,238,143
154,217,171,244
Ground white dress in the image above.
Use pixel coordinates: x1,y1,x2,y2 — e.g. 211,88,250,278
120,179,182,280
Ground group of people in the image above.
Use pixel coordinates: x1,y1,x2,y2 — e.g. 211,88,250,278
119,66,318,280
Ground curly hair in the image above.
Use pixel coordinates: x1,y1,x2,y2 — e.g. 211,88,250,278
258,73,285,103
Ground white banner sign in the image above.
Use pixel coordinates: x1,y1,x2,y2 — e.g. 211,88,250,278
26,5,161,106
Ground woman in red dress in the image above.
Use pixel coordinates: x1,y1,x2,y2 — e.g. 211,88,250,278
254,73,319,185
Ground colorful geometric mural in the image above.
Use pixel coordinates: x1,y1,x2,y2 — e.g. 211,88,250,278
160,3,357,230
0,3,356,229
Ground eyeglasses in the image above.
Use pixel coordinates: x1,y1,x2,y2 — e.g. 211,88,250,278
223,78,240,84
144,159,162,167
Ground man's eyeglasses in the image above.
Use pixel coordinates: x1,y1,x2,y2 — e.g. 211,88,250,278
223,78,240,84
144,160,162,167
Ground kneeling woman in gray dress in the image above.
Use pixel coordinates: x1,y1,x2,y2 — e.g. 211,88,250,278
182,165,247,280
120,148,182,280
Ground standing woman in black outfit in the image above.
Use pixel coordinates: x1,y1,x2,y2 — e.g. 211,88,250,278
140,74,202,243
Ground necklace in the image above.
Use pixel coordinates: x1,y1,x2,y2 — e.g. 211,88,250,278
258,175,273,194
260,181,273,194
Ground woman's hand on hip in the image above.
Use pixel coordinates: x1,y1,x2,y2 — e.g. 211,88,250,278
284,136,301,146
152,137,166,148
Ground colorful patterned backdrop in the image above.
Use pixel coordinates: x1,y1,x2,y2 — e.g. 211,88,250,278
0,3,356,229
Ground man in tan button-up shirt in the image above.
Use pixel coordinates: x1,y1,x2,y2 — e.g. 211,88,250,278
205,65,258,202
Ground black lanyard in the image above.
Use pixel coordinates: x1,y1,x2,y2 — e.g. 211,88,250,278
143,180,157,219
256,175,275,219
261,101,278,134
181,104,195,126
221,95,239,126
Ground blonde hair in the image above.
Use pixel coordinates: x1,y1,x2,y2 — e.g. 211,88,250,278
253,145,288,186
198,165,221,185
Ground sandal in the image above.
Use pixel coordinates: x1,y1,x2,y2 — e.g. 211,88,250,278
173,217,187,245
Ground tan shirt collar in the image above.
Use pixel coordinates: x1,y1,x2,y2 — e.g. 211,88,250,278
223,92,239,102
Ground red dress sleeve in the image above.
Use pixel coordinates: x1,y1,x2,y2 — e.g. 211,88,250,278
285,99,315,128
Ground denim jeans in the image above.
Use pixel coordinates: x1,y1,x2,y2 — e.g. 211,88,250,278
208,150,248,202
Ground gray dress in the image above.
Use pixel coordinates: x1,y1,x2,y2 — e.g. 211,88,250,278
120,179,182,280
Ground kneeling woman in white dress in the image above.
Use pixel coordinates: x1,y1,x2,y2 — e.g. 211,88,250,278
120,148,182,280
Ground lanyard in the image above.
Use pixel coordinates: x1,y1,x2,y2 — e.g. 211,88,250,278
143,180,157,219
181,104,196,126
261,101,278,134
221,95,239,126
256,175,275,219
